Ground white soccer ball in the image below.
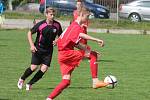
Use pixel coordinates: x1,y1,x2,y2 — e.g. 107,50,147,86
104,75,117,89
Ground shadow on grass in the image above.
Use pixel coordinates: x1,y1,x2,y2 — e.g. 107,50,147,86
82,58,115,63
0,99,11,100
68,86,91,89
0,44,8,47
49,86,90,90
0,37,13,41
97,59,115,62
34,86,91,91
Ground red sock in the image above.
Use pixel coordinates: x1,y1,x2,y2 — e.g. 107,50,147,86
48,79,70,99
89,51,98,78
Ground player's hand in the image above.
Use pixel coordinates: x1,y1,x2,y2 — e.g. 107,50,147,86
53,39,58,46
97,40,104,47
30,45,37,53
93,50,101,56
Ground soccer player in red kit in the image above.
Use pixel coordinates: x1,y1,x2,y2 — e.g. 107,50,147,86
73,0,88,44
46,7,109,100
73,0,104,89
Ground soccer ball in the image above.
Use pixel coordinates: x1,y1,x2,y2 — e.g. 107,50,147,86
104,75,117,89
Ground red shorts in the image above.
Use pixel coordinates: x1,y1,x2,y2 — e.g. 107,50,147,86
58,50,84,76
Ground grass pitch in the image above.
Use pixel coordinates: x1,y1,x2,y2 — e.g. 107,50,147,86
0,29,150,100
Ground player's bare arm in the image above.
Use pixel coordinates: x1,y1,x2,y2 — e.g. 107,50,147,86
75,43,87,50
75,43,91,57
27,31,37,53
79,33,104,47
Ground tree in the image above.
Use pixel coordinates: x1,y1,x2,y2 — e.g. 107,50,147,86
7,0,30,10
8,0,13,10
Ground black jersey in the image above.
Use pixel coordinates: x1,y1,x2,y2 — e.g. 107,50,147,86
30,19,62,53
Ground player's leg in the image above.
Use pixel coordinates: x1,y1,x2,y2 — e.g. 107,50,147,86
89,51,98,79
26,53,51,90
47,75,71,99
46,50,83,99
17,64,37,89
26,64,48,90
89,51,109,88
84,48,99,87
17,52,40,89
46,64,74,100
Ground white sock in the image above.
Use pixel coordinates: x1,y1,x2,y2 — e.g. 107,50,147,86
46,98,52,100
92,78,99,83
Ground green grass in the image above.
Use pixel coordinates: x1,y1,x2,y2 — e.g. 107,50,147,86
0,29,150,100
4,11,45,19
89,19,150,30
3,11,72,20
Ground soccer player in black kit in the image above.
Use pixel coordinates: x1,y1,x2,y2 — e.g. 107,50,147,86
17,7,62,91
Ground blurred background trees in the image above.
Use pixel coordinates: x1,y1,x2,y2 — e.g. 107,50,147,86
7,0,39,10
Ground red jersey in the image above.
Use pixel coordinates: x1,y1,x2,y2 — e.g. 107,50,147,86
73,10,88,44
57,21,85,67
57,21,84,51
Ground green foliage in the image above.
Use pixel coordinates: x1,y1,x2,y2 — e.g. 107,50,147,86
4,11,44,19
12,0,27,6
7,0,34,9
89,18,150,30
0,29,150,100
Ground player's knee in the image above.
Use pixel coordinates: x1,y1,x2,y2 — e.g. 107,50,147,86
62,75,71,87
30,65,38,71
40,64,48,72
90,51,97,58
63,75,71,80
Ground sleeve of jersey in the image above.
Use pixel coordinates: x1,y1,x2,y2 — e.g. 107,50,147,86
58,23,63,37
70,27,83,44
30,22,41,34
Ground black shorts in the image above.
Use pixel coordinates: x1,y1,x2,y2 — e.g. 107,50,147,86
31,51,53,67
